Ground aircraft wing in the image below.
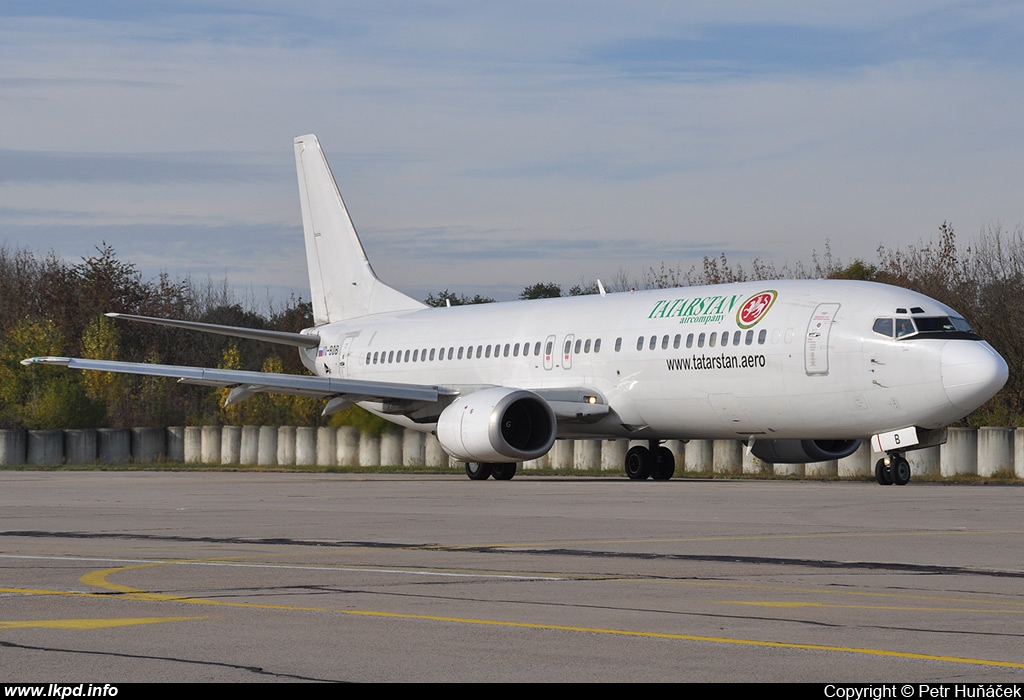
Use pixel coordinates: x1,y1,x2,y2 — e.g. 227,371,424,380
21,356,446,407
21,356,608,423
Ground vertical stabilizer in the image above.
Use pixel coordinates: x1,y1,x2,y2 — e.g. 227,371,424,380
294,134,424,324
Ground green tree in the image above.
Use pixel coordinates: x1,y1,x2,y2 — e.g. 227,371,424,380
519,282,562,300
423,289,495,306
0,319,104,428
81,314,128,424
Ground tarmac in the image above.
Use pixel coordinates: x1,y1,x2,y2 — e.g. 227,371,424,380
1,472,1022,682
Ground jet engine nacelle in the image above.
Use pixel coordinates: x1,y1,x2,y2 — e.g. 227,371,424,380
436,387,556,462
750,439,861,464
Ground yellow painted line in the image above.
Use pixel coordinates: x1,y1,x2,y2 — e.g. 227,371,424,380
71,563,1024,670
0,617,206,630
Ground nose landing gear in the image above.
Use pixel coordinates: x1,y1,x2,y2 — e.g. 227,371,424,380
875,453,911,486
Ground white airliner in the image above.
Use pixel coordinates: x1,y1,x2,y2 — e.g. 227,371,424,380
24,135,1009,485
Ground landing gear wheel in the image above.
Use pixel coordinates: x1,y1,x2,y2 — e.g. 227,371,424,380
465,462,493,480
490,463,517,481
651,446,675,481
874,458,894,486
892,457,911,486
625,446,652,480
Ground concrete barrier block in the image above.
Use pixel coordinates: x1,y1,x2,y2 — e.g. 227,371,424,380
423,433,448,467
0,430,27,465
131,428,166,462
240,426,259,465
685,440,713,473
358,432,380,467
257,426,278,466
220,425,241,465
907,444,940,477
573,440,600,470
402,430,424,467
550,440,573,469
977,426,1013,476
838,441,872,478
64,429,96,465
941,427,978,476
97,429,131,465
380,429,402,466
277,426,296,466
600,440,627,472
296,427,317,466
712,439,742,474
28,430,63,466
316,427,337,466
1015,428,1024,479
167,427,185,462
201,426,222,464
743,448,771,475
336,426,359,466
183,426,202,463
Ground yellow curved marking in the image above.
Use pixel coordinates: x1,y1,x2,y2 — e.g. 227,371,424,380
0,617,204,630
79,563,1024,670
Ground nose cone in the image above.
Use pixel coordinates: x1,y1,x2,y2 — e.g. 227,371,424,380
941,341,1009,412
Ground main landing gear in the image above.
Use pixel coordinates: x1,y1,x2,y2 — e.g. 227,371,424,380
624,442,675,481
875,453,911,486
465,462,517,481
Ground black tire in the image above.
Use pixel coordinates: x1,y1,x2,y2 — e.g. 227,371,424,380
465,462,493,480
892,457,911,486
651,446,675,481
625,446,652,480
875,459,894,486
491,463,517,481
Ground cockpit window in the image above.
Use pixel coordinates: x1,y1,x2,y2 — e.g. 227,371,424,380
872,318,893,337
895,318,915,338
872,315,981,341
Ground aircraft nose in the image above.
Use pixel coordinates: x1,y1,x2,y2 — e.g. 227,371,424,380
941,341,1009,411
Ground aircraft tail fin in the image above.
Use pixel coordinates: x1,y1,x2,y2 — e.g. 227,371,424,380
294,134,424,324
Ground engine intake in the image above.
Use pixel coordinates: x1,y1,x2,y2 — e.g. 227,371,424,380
750,439,861,464
436,387,556,462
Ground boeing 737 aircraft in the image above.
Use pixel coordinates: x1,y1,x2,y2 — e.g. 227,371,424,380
24,135,1009,485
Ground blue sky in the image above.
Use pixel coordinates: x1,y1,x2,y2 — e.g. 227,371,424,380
2,2,1023,303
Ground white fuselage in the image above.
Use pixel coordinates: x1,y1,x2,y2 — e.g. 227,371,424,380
298,279,1006,442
